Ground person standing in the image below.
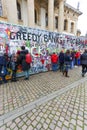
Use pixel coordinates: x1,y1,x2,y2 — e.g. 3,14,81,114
19,46,32,80
0,52,8,84
59,50,65,72
11,53,18,82
63,50,71,77
80,49,87,77
51,52,58,71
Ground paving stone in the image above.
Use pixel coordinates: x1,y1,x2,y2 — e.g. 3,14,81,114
72,113,77,119
43,123,48,129
14,127,19,130
76,125,83,130
32,120,38,127
58,121,62,127
64,120,69,127
36,123,42,129
1,67,87,130
78,115,83,121
60,117,64,122
6,128,11,130
27,125,33,130
46,118,51,124
69,123,75,130
84,125,87,130
62,125,68,130
0,125,6,130
55,126,61,130
71,119,76,125
77,119,83,127
49,123,55,130
22,125,27,130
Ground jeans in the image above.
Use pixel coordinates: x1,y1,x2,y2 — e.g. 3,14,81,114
25,69,30,79
52,63,58,71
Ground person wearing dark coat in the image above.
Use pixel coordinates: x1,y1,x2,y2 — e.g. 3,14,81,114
0,53,8,84
80,49,87,77
63,50,71,77
19,46,31,80
59,50,65,72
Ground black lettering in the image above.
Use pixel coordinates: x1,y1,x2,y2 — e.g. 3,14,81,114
10,32,15,40
44,34,48,42
22,32,27,40
38,34,42,42
32,34,37,42
49,34,53,42
16,32,21,40
27,33,32,41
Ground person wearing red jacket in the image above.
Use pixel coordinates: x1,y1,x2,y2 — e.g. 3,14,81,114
51,52,58,71
75,50,81,66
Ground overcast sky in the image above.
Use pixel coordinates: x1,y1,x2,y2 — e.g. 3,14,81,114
66,0,87,36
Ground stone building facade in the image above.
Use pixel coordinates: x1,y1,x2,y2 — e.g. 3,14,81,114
0,0,82,36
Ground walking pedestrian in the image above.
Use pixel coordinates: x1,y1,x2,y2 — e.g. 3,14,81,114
80,49,87,77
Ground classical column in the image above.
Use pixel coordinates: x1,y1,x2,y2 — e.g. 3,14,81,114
67,18,70,33
58,0,64,33
21,0,28,26
74,21,77,35
7,0,18,24
48,0,54,31
27,0,35,27
40,7,46,29
1,0,7,17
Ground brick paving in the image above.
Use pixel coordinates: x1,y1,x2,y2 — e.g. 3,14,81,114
0,66,87,130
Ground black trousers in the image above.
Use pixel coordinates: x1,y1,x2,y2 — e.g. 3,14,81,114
82,64,87,74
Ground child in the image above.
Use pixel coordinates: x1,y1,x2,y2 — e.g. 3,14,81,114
11,53,18,82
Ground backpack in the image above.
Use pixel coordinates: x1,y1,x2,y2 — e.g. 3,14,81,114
25,53,32,64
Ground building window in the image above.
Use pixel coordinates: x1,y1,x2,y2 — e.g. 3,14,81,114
64,19,68,31
35,9,37,24
71,22,74,33
0,0,2,16
67,11,69,14
17,2,21,20
45,13,48,26
55,16,58,29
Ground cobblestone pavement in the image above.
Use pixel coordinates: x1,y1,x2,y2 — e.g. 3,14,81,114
0,67,87,130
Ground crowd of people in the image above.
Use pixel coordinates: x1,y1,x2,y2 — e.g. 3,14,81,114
51,48,87,77
0,46,87,84
0,46,32,84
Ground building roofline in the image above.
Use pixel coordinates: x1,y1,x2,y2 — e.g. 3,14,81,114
64,3,82,15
